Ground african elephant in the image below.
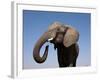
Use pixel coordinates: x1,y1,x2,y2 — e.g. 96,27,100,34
33,22,79,67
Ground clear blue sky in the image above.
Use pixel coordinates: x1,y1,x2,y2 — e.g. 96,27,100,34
23,10,91,69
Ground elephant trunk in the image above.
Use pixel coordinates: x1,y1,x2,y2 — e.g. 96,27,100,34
33,32,51,63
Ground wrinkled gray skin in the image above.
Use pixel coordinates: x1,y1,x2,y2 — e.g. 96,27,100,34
33,22,79,67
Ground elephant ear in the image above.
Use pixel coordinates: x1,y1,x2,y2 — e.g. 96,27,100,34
63,26,79,47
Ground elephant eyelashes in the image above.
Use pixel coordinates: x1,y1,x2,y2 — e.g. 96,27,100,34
33,22,79,67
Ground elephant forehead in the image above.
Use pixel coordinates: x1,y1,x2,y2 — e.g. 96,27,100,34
48,22,62,30
48,26,66,33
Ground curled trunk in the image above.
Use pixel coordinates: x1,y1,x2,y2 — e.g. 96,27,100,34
33,32,51,63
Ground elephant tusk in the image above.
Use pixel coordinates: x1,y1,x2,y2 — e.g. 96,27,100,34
48,38,53,42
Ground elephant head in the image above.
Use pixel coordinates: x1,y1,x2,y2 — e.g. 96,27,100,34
33,22,79,63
